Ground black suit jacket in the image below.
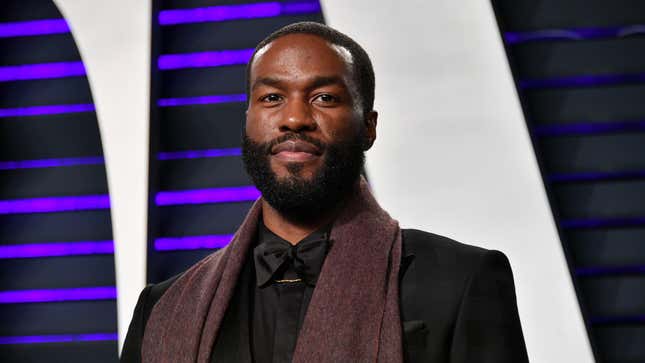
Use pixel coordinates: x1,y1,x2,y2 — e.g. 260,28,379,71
121,229,529,362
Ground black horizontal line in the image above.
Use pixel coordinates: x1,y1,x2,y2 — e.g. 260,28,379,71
505,24,645,45
590,315,645,325
548,170,645,183
520,73,645,89
533,120,645,137
576,265,645,277
561,217,645,229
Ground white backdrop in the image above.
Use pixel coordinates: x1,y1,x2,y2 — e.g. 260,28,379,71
53,0,150,351
53,0,594,360
320,0,594,361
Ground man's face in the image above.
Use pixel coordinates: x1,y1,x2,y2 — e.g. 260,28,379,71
243,33,376,218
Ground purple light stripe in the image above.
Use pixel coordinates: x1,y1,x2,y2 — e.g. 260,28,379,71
155,234,234,251
520,73,645,89
0,286,116,304
158,49,254,70
159,1,321,25
561,217,645,229
505,24,645,45
158,93,246,107
158,148,241,160
576,265,645,277
0,19,70,38
0,333,117,345
0,103,95,118
0,149,242,170
282,2,321,14
0,156,104,170
156,186,260,206
549,170,645,183
533,120,645,137
160,3,281,25
0,61,86,82
0,194,109,215
590,315,645,325
0,241,114,259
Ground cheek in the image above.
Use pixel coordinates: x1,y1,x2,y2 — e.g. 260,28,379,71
316,110,362,141
245,109,273,140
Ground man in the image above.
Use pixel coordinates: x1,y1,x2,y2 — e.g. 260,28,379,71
121,22,528,362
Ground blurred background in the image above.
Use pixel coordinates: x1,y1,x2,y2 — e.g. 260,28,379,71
1,0,644,361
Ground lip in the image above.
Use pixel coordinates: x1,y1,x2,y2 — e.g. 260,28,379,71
271,140,321,155
271,140,322,162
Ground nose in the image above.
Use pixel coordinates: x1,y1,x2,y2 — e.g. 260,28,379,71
278,99,316,133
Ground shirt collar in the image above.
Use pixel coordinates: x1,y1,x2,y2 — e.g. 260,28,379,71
253,222,331,287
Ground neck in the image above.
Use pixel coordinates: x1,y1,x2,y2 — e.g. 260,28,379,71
261,200,342,245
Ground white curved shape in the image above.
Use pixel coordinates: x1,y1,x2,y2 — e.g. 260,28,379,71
53,0,150,352
321,0,594,361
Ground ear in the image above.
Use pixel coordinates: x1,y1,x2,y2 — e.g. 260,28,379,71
363,110,378,150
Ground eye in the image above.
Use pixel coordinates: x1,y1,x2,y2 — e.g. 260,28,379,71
312,93,339,105
259,93,283,103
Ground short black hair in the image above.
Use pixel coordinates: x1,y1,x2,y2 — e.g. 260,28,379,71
246,21,375,115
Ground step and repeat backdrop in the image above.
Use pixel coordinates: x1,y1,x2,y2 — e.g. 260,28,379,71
0,0,118,361
493,1,645,361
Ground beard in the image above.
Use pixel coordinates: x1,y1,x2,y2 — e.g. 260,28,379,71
242,130,366,222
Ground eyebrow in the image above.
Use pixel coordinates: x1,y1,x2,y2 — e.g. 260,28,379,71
250,75,347,92
307,76,346,91
250,77,283,91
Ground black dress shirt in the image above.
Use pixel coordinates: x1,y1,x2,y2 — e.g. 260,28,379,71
251,223,330,363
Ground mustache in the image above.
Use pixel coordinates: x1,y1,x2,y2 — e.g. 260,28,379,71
261,133,326,155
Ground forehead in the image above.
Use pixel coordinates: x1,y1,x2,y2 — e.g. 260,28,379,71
249,33,354,83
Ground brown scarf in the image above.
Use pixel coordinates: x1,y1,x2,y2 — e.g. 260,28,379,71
142,178,403,362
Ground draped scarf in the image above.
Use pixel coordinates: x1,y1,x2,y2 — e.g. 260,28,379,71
142,178,403,362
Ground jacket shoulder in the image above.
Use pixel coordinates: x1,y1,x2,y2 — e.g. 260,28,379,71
402,228,490,267
399,229,510,310
143,274,181,322
141,248,229,328
399,230,526,362
120,248,229,362
399,228,510,323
